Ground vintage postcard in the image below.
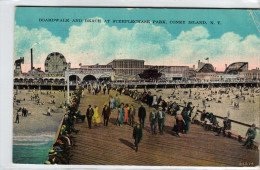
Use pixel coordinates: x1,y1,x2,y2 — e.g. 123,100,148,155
13,7,259,166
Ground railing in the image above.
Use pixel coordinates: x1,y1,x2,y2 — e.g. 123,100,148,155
177,104,259,130
66,70,113,74
53,114,66,144
13,82,77,86
111,80,260,85
13,79,260,86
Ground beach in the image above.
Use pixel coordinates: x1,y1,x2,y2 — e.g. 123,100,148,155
13,89,67,164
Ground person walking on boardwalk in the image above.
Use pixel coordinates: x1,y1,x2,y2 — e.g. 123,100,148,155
103,86,106,95
243,124,257,148
123,104,129,124
157,107,165,135
118,103,125,127
93,105,100,126
110,96,115,110
86,105,94,129
175,111,186,136
102,104,111,127
115,94,121,108
88,85,91,94
138,103,146,128
129,104,135,127
15,111,19,124
149,108,157,135
81,89,84,97
107,86,111,94
133,123,143,152
183,110,191,134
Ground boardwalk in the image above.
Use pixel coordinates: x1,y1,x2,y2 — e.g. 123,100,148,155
70,90,259,166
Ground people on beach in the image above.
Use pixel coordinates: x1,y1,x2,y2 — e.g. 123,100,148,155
47,107,51,116
15,111,19,123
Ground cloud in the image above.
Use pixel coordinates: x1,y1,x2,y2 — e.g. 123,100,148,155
177,26,210,41
14,18,260,72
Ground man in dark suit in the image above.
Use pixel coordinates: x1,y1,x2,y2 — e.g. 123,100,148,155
86,105,94,129
133,123,143,152
102,104,111,126
138,103,146,128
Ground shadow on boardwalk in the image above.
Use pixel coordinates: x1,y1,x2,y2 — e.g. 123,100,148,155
119,138,135,150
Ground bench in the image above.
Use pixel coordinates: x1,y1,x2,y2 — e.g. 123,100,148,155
224,130,246,142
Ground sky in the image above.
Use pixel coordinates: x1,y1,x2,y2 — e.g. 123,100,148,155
14,7,260,72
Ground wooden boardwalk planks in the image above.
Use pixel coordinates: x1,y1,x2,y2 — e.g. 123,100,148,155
69,90,259,166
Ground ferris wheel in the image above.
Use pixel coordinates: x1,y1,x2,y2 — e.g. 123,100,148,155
45,52,67,74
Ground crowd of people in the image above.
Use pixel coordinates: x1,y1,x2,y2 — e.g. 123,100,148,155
120,88,194,137
85,83,111,95
46,83,259,162
118,87,258,150
46,87,83,164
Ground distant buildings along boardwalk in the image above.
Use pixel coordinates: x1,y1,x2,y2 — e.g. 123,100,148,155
14,51,260,84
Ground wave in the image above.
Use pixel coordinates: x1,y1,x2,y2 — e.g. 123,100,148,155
13,140,54,146
13,135,55,144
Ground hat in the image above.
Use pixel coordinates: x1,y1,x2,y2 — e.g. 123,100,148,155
252,124,256,128
159,107,163,110
57,139,64,145
177,111,181,115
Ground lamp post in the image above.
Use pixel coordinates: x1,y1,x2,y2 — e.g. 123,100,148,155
67,62,71,104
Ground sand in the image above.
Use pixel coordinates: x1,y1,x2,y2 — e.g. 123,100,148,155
13,89,67,137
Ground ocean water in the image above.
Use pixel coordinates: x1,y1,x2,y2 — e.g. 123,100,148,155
13,135,54,164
